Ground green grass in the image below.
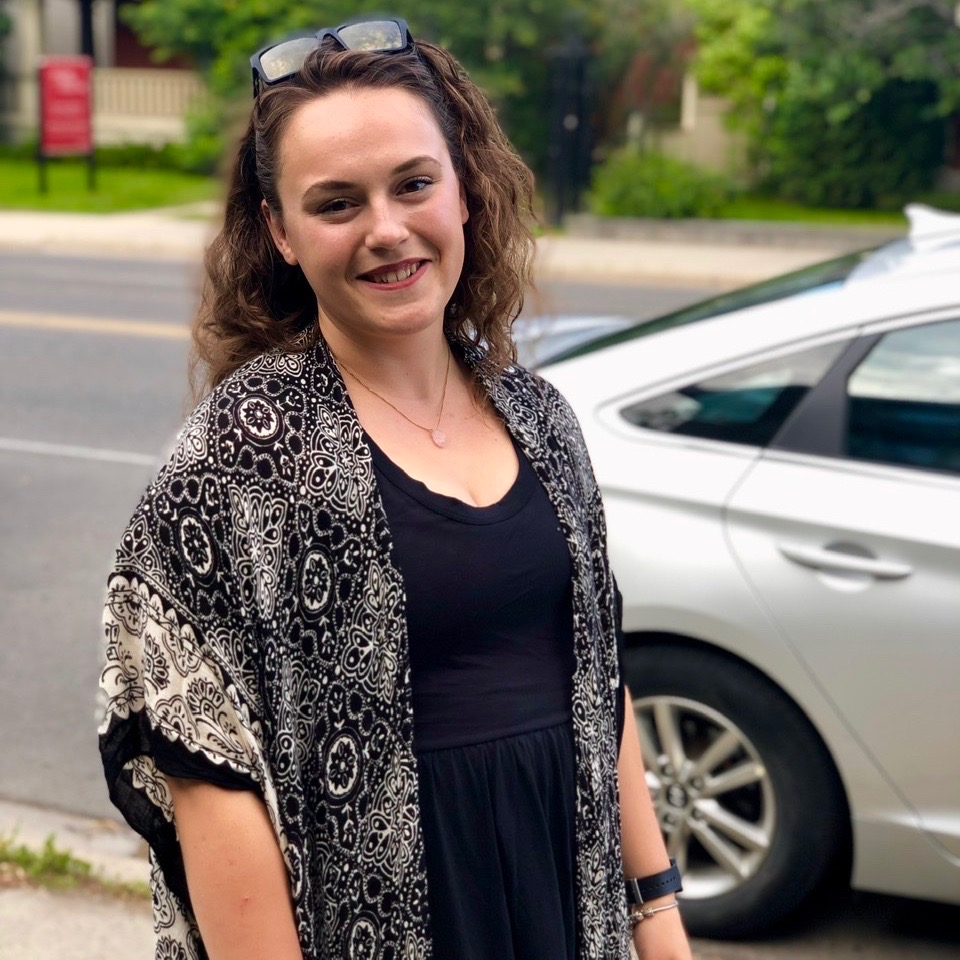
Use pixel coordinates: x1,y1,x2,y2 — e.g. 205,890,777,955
704,190,960,227
3,153,957,227
0,833,93,888
0,832,150,900
0,158,221,213
717,195,909,227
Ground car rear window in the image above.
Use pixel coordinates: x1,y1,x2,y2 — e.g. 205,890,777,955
620,340,847,447
548,250,873,364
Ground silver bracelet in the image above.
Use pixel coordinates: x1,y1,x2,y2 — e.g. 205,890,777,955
627,899,680,930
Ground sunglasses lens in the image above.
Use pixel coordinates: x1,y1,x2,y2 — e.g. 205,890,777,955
337,20,405,52
258,36,319,82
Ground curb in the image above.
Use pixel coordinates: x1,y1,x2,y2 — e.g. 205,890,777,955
0,209,860,287
532,235,842,289
0,210,211,262
564,212,905,249
0,798,149,888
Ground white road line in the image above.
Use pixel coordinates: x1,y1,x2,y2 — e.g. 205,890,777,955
0,309,188,339
0,436,159,466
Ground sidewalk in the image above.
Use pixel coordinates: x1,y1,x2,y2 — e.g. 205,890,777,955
0,798,153,958
1,799,955,959
0,205,901,287
0,887,153,960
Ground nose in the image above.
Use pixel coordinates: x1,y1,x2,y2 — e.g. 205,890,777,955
364,197,409,251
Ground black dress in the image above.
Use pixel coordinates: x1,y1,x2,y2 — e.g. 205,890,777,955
369,435,578,959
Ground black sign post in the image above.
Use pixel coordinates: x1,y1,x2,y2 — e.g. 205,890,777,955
38,55,96,194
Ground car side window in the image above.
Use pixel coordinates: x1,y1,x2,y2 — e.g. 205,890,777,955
619,342,846,447
846,318,960,475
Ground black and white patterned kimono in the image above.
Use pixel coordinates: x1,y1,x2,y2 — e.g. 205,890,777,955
98,336,629,960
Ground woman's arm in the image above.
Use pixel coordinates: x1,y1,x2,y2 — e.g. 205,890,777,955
167,777,304,960
618,685,693,960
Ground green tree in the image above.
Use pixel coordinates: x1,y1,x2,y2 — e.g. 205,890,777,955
123,0,617,176
592,0,696,140
687,0,960,207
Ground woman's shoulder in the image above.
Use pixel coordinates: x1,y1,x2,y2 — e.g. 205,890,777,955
460,338,560,404
213,343,323,411
486,358,594,482
492,358,579,425
188,343,332,445
140,346,328,506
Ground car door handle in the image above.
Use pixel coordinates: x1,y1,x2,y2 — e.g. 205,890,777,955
777,543,913,580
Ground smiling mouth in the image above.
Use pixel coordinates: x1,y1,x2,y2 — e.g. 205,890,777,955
360,260,426,284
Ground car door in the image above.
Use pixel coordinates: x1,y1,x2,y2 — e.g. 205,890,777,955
599,337,852,646
725,315,960,856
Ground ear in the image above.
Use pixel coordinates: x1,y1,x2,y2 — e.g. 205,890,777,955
261,199,298,266
459,181,469,226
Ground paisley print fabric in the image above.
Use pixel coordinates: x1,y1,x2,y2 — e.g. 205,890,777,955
98,336,629,960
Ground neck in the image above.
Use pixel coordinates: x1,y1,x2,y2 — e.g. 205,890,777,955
320,321,452,403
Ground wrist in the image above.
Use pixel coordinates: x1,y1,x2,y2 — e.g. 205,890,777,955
627,898,680,931
624,858,683,906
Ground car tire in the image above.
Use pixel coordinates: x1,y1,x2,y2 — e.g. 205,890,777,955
624,641,850,938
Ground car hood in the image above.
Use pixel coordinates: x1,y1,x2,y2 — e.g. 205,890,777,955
540,271,960,415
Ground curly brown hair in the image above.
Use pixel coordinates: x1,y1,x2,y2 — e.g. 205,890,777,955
192,39,537,397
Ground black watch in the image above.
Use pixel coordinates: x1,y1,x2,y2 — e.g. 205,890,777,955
625,859,682,905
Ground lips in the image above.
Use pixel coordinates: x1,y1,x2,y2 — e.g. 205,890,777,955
359,259,426,284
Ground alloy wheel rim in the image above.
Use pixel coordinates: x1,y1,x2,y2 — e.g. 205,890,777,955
633,694,776,900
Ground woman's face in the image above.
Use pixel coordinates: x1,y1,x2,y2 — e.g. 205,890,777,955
264,85,469,347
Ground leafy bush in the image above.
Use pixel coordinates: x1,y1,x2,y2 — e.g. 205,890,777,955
588,149,735,218
164,96,254,176
0,138,181,167
761,80,946,210
0,133,223,175
96,142,187,170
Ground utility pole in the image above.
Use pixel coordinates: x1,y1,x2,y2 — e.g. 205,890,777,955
78,0,96,61
547,33,590,226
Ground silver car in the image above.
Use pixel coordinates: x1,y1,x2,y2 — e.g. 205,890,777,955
541,205,960,937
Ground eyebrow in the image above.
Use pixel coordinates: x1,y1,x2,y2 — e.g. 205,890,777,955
301,155,442,199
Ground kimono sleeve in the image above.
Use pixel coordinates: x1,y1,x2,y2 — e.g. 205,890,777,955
97,453,275,912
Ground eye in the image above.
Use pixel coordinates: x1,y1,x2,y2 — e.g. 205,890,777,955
401,176,434,195
317,197,356,215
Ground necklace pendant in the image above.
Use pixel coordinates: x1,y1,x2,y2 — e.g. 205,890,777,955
430,428,447,448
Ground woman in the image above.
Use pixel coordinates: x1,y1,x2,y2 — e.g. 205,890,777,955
99,17,692,960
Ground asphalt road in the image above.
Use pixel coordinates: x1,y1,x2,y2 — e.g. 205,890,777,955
0,248,702,324
2,251,957,959
0,249,709,822
0,318,189,820
0,250,202,322
692,892,959,960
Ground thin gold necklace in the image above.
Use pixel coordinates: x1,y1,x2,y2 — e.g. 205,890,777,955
335,350,452,448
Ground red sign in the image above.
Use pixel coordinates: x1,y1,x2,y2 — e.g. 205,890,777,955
39,56,93,156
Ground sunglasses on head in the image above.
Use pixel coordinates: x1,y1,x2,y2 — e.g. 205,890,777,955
250,17,414,98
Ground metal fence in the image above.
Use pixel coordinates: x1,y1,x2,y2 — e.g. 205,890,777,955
93,67,205,118
1,66,206,144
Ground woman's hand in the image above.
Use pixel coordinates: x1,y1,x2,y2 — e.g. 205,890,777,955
630,897,693,960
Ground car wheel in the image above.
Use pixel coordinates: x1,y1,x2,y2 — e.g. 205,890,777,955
624,642,849,938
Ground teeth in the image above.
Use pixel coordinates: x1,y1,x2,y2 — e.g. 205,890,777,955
370,262,419,284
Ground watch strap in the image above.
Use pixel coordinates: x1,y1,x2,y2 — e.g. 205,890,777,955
625,859,682,905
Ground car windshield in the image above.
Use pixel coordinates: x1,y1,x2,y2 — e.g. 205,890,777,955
547,249,874,364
